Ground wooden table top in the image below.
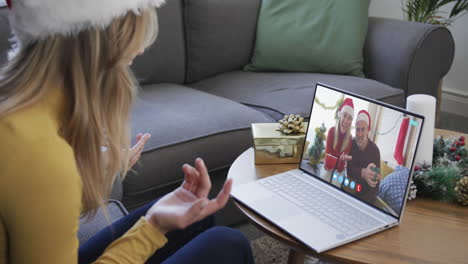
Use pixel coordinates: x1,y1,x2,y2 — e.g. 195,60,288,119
228,128,468,264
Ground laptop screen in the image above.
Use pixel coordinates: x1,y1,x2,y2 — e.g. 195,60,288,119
300,84,424,219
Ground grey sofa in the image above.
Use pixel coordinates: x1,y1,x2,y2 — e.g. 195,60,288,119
0,0,454,238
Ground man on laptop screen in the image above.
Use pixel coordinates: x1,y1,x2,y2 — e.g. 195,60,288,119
232,83,424,252
301,85,422,217
347,110,381,205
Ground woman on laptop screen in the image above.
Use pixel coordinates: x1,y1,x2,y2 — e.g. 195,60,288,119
323,98,354,182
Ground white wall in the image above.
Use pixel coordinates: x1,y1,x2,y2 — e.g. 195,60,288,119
369,1,468,117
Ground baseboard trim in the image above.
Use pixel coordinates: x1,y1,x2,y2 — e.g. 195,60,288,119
441,88,468,117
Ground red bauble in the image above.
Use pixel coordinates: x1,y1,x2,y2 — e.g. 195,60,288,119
461,141,466,146
451,147,457,152
455,140,459,146
460,136,466,142
414,165,421,171
455,155,461,161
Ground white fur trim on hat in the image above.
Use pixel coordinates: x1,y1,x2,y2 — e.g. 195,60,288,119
356,112,370,127
340,105,354,118
8,0,166,46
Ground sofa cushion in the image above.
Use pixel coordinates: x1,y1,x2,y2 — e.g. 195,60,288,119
123,84,273,209
245,0,369,77
78,200,128,245
184,0,261,83
131,0,186,84
191,71,405,121
378,166,410,216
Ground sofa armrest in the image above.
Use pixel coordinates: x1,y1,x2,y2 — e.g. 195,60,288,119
364,17,454,102
110,174,124,201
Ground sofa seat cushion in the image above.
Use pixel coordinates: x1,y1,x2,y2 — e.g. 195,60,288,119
192,71,405,121
124,84,273,208
78,200,128,245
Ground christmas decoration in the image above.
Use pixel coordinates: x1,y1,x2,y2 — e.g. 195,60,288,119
314,96,344,121
314,96,343,110
334,97,345,121
252,123,307,164
277,114,306,135
394,117,410,165
408,180,417,200
338,98,354,118
7,0,166,46
411,135,468,205
309,123,327,169
455,176,468,206
433,135,467,169
356,110,371,130
413,166,460,202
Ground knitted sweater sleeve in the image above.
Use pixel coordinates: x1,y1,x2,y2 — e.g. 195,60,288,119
0,122,167,264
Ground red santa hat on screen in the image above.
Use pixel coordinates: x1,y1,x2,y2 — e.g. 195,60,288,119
355,110,371,130
5,0,166,46
339,98,354,118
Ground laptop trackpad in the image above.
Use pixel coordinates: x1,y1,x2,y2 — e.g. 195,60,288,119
250,195,302,221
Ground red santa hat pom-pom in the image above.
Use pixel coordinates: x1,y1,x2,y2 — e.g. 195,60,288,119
339,98,355,118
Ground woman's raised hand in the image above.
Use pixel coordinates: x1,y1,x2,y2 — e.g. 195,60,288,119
144,158,233,234
128,133,151,171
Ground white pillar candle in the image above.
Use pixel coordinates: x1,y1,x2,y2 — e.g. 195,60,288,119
406,94,436,166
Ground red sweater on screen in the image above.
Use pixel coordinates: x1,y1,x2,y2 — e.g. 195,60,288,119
325,126,352,172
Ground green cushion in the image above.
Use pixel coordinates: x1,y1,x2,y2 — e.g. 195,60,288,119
245,0,370,77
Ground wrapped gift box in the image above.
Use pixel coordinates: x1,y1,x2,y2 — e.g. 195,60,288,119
252,123,307,164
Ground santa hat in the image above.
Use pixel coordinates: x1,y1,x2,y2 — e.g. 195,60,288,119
339,98,354,118
355,110,371,130
6,0,166,46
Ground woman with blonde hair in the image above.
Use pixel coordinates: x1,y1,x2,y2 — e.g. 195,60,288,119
0,0,253,263
323,98,354,182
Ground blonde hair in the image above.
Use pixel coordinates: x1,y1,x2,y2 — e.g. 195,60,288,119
0,9,158,217
333,113,352,153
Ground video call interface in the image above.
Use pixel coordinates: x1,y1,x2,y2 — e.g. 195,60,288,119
301,85,423,218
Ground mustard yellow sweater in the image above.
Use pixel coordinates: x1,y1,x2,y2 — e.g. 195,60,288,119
0,88,167,263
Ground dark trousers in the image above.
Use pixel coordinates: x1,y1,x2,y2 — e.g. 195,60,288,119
78,200,254,264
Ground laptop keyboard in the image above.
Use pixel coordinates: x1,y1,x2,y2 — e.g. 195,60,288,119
258,173,382,236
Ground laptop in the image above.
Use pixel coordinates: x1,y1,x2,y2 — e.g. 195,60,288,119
231,83,425,253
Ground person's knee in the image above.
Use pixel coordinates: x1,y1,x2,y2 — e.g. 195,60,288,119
204,226,251,255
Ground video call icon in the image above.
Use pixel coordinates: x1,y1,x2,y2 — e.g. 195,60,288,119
338,176,344,184
356,184,362,192
344,178,349,187
350,181,356,190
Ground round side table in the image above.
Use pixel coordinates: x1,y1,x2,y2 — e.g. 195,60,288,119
227,132,468,264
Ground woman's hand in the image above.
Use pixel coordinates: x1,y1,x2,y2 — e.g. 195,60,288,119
339,153,352,162
144,158,233,234
128,133,151,171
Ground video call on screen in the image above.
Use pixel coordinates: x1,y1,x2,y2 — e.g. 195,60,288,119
301,85,422,218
